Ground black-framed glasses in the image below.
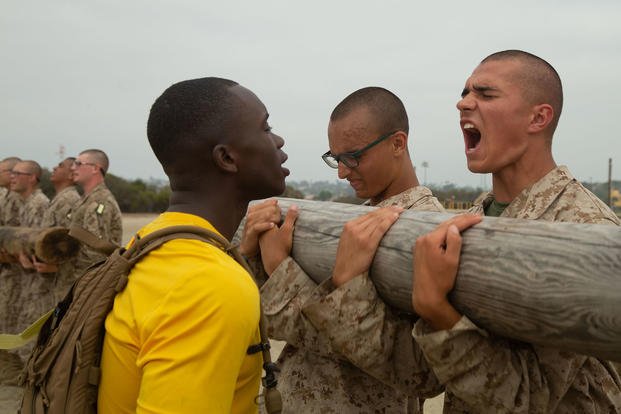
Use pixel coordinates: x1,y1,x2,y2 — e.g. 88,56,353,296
73,160,98,168
321,130,398,169
73,159,106,176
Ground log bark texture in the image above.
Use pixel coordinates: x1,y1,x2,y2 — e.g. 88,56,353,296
257,198,621,362
0,226,81,264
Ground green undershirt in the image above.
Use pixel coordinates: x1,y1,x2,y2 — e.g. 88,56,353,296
484,198,510,217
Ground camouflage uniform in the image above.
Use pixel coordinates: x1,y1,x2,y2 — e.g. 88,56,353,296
40,185,80,228
2,188,49,333
68,182,122,275
40,185,81,304
0,189,27,389
0,190,23,334
17,188,49,228
306,166,621,412
0,186,6,220
257,186,444,413
10,189,50,363
0,189,22,319
0,190,23,227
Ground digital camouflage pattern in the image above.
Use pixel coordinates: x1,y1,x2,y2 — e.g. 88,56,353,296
0,190,23,333
307,166,620,413
0,191,23,227
2,188,50,336
68,182,122,274
258,186,444,413
0,189,26,393
10,190,51,362
0,187,6,223
17,188,49,228
412,165,620,413
40,186,80,228
40,185,82,304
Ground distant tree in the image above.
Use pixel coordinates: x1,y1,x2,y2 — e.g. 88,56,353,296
39,168,54,198
281,185,304,199
333,196,365,205
105,173,170,213
316,190,333,201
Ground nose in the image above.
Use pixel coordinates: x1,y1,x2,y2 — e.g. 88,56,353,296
456,94,475,112
271,132,285,149
337,161,350,179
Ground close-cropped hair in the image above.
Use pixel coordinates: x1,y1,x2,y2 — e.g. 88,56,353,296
331,86,409,135
147,77,239,171
22,160,42,181
80,149,110,174
482,50,563,132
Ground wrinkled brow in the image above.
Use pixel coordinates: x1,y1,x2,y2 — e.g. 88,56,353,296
461,84,498,98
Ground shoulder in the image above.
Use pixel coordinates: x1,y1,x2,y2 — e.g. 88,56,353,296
127,238,260,323
30,190,49,208
555,181,620,225
84,190,121,217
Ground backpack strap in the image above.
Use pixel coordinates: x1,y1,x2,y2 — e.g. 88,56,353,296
121,225,283,413
0,309,55,350
68,226,119,255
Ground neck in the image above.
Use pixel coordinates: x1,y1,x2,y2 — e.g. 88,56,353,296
81,177,103,196
491,152,557,203
167,188,248,241
54,181,73,194
19,187,36,200
369,160,420,206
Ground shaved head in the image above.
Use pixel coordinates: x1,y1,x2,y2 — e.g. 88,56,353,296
79,149,109,174
20,160,43,180
331,87,409,135
147,77,239,174
0,157,21,187
482,50,563,132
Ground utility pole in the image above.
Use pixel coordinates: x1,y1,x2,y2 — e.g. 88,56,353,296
608,158,613,207
56,145,66,161
421,161,429,185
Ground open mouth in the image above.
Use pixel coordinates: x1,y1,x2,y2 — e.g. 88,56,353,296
463,122,481,151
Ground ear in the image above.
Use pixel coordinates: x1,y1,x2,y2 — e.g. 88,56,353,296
527,104,554,133
212,144,238,173
391,131,408,155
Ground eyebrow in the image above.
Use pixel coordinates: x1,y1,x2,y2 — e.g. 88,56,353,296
461,84,499,98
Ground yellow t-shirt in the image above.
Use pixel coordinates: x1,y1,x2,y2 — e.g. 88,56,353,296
98,212,262,414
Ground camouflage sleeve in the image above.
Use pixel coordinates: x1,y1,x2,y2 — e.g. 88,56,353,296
244,254,269,287
260,256,340,358
73,200,121,268
29,202,48,227
80,200,121,244
413,316,621,412
303,273,444,398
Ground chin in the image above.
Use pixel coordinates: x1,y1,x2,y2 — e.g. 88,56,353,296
466,160,489,174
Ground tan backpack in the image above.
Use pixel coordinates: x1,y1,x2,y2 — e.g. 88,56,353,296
19,224,281,413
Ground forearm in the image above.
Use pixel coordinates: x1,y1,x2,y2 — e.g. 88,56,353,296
304,273,443,397
260,256,336,355
413,316,607,412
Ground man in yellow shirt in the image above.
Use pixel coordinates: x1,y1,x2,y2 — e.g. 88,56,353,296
98,77,290,414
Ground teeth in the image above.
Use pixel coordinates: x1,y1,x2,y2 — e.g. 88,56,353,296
464,122,475,129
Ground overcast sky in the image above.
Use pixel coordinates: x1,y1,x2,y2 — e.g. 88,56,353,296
2,1,620,188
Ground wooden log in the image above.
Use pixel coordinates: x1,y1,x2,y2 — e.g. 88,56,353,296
0,226,81,265
252,198,621,362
